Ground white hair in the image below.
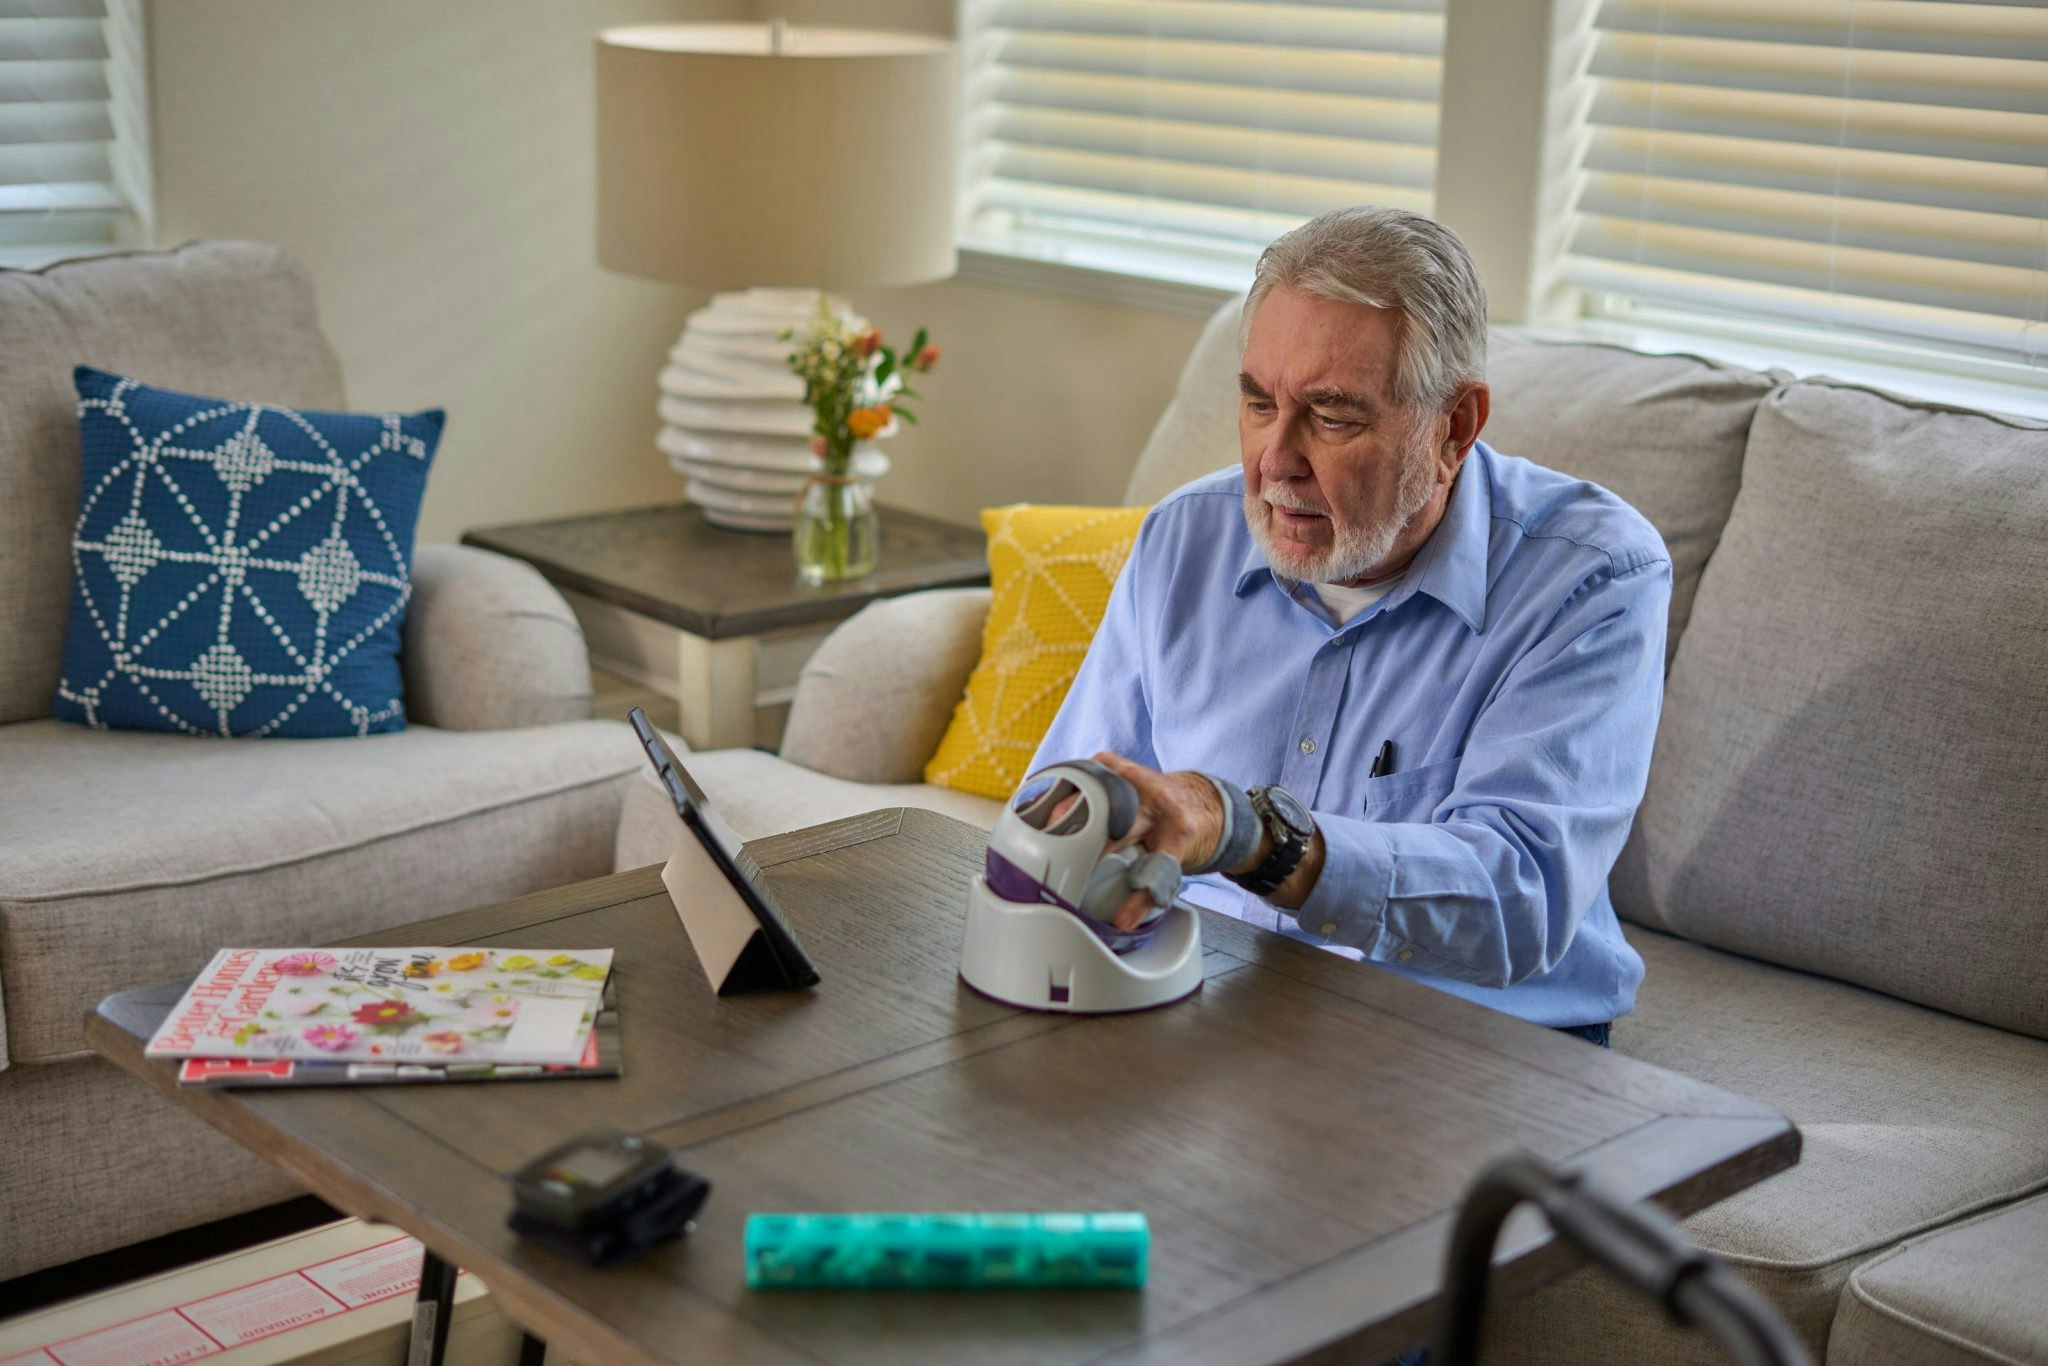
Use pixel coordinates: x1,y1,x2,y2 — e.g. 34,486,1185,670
1244,205,1488,412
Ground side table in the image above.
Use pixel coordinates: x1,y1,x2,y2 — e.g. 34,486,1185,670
463,502,987,750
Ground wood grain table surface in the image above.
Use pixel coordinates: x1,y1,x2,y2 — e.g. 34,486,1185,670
461,502,989,640
88,809,1798,1366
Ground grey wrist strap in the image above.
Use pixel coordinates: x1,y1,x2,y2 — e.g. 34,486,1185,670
1189,773,1260,875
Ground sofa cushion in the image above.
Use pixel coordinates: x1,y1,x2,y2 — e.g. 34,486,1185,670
1828,1190,2048,1366
1122,296,1779,665
0,1057,304,1280
1483,334,1780,669
616,746,1003,872
924,504,1149,801
1124,294,1243,505
1613,380,2048,1038
1481,926,2048,1365
0,718,638,1065
0,243,345,726
55,367,441,738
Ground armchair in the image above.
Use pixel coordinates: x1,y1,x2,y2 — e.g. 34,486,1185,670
0,242,639,1277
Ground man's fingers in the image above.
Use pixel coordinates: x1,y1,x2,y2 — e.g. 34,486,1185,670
1112,889,1154,932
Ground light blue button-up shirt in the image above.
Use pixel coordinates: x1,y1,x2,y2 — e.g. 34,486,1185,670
1030,441,1669,1027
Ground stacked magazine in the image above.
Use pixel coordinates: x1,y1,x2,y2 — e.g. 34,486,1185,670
145,946,621,1088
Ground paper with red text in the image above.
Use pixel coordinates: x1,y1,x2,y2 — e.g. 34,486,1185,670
143,947,612,1066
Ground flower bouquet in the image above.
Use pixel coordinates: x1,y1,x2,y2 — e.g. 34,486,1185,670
784,299,940,583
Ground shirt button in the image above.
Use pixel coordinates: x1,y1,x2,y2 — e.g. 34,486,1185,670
1397,948,1414,962
1299,738,1316,755
1318,921,1337,936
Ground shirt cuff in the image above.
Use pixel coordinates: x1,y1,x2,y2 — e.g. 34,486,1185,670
1287,819,1495,983
1292,817,1395,953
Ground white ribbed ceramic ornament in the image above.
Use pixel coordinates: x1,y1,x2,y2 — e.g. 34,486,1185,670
657,288,891,532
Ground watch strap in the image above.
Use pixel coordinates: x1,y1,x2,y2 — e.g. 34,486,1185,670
1228,786,1312,896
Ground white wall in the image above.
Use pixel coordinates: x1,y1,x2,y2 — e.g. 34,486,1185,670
147,0,1212,539
842,277,1207,520
148,0,746,544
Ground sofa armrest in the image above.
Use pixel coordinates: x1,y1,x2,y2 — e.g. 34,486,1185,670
401,544,592,731
777,587,991,783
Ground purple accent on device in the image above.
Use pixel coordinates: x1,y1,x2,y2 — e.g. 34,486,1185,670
984,848,1061,909
959,973,1205,1016
982,850,1165,954
1049,985,1071,1002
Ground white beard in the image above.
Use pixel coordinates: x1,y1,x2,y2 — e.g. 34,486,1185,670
1244,444,1439,585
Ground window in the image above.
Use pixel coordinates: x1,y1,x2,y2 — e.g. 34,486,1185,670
957,0,1446,290
1566,0,2048,370
0,0,149,268
958,0,2047,380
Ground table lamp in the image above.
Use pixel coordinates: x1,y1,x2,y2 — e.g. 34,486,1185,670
595,22,957,530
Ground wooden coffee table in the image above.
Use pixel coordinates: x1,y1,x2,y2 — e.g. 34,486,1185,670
88,810,1797,1366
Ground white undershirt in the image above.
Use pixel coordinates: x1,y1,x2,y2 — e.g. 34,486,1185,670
1313,574,1403,626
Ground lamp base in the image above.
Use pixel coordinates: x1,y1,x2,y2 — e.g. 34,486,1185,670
656,288,890,532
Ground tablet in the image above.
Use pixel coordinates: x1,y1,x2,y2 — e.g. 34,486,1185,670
629,708,820,990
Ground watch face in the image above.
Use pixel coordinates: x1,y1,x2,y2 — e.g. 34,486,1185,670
1259,786,1313,837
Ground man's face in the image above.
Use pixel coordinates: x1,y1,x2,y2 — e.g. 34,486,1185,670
1238,284,1453,585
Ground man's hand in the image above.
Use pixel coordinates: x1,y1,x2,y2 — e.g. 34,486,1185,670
1050,751,1329,928
1090,752,1263,931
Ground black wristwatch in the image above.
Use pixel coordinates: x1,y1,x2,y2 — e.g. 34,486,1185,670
1227,785,1316,896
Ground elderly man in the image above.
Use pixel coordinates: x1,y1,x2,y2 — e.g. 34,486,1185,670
1029,206,1668,1039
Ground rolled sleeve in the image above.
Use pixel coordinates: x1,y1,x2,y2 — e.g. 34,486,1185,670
1291,557,1671,988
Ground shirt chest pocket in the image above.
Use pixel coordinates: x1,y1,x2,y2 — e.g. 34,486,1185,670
1362,756,1461,824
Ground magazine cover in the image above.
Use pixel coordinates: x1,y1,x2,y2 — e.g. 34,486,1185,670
176,979,624,1088
145,946,613,1066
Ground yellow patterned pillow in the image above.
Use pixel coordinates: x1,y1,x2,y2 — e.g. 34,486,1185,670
924,503,1151,800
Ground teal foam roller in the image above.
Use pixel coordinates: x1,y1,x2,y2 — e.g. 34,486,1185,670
744,1212,1148,1290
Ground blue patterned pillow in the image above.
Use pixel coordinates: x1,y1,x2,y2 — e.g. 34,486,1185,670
54,367,443,738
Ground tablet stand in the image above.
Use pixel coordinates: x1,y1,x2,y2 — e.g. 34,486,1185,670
661,832,807,995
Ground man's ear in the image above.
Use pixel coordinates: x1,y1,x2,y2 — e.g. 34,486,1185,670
1442,383,1489,474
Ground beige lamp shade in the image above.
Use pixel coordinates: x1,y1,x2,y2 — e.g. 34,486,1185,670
595,24,958,290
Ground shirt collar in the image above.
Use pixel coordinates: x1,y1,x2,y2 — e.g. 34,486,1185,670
1232,441,1493,634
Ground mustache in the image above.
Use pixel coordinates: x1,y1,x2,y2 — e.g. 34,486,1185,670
1261,491,1329,516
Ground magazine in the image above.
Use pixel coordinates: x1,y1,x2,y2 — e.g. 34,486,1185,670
176,979,623,1087
145,946,613,1067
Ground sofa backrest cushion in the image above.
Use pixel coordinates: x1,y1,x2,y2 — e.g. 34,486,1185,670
1483,334,1781,669
1124,293,1244,506
0,242,345,724
1124,296,1777,666
1611,380,2048,1038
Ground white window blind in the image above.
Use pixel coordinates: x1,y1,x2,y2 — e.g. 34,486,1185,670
0,0,143,266
1565,0,2048,367
959,0,1445,287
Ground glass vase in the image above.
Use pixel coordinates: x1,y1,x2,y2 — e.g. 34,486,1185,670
792,475,879,585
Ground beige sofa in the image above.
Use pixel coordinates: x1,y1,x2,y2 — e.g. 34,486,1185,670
0,242,641,1278
617,297,2048,1363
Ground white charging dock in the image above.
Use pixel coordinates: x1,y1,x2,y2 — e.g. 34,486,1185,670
959,875,1203,1014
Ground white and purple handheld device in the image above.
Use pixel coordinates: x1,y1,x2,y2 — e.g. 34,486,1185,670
959,761,1204,1014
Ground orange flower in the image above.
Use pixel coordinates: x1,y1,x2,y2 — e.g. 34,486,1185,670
846,405,891,440
913,344,940,370
404,959,441,978
446,952,488,972
854,328,882,358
